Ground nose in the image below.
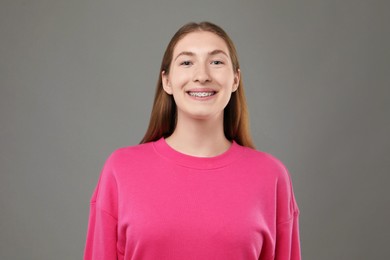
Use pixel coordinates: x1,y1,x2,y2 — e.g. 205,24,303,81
193,63,211,84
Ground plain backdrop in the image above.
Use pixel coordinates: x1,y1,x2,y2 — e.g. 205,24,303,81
1,0,389,259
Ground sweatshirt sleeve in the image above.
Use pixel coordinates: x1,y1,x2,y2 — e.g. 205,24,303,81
274,211,300,259
84,153,119,260
273,161,301,260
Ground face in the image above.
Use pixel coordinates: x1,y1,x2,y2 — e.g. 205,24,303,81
162,31,240,122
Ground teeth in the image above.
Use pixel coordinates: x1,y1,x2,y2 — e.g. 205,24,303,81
188,92,215,97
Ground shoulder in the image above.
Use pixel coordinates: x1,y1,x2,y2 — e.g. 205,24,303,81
93,142,154,193
239,145,291,179
104,142,155,166
241,146,300,216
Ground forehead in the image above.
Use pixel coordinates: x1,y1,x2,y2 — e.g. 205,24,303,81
173,31,230,56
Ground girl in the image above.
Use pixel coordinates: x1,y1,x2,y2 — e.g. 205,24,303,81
84,21,301,260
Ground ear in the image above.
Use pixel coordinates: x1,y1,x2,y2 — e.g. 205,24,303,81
161,71,173,95
232,68,241,92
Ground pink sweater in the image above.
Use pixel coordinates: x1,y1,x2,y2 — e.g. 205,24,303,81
84,138,301,260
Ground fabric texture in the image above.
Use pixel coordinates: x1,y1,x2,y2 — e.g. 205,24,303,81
84,138,301,260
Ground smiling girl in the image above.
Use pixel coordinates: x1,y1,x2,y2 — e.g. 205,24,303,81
84,21,301,260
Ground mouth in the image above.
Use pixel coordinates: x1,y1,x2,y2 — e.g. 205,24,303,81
186,91,217,98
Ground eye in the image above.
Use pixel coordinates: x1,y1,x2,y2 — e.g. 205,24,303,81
180,61,192,66
211,60,224,65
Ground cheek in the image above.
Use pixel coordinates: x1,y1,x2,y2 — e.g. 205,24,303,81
214,72,235,88
170,72,191,88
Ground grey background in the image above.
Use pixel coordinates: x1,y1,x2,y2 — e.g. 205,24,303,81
1,0,389,259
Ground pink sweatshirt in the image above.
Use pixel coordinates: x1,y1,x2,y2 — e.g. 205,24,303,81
84,138,301,260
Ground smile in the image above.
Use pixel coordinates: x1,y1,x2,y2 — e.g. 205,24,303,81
187,91,216,97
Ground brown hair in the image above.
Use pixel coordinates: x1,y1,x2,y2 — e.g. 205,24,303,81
140,21,255,148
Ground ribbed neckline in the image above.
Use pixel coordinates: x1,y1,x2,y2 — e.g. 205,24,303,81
152,137,245,170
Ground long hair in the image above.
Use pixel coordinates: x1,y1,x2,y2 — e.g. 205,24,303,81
140,21,255,148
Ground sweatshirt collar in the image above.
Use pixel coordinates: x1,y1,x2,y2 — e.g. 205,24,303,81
152,137,245,170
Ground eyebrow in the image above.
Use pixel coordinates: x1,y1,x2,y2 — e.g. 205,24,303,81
174,49,229,61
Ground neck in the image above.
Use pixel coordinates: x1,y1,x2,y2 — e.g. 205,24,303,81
165,113,231,157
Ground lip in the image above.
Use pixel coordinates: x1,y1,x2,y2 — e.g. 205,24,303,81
186,88,218,100
186,88,218,92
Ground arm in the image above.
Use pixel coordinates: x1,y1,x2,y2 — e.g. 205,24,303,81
84,203,118,259
84,153,119,260
274,212,301,259
273,159,301,260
